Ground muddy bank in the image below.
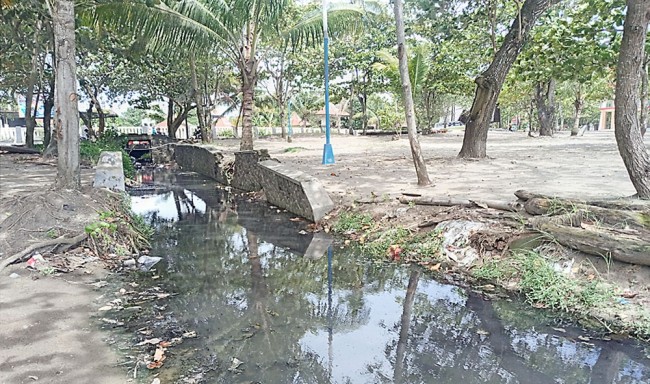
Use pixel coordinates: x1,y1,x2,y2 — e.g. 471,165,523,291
0,153,150,384
322,194,650,341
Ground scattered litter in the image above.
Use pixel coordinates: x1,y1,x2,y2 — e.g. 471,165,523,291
182,331,197,338
620,291,638,299
90,280,108,289
123,258,136,268
137,338,162,346
9,273,20,279
100,318,125,326
298,230,307,235
137,256,162,272
98,306,113,311
437,220,486,267
147,346,167,369
151,379,161,384
228,357,243,373
26,253,45,268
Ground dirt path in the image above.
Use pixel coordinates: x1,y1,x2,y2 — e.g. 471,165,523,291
0,270,127,384
0,154,128,384
211,130,644,204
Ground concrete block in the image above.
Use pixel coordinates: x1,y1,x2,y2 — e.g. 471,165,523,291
258,160,334,222
93,151,125,191
174,144,229,184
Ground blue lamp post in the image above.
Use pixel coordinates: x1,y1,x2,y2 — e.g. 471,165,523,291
322,0,335,164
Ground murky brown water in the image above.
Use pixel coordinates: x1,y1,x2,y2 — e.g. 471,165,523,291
125,171,650,383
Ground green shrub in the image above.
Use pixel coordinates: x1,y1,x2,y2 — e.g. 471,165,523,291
80,129,135,178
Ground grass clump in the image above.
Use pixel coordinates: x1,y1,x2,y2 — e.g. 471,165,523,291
475,250,614,313
284,147,307,153
333,212,374,233
364,227,444,262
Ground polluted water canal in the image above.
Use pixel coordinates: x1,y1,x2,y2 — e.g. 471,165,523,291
118,171,650,384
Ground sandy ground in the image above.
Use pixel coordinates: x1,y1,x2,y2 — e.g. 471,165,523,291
0,155,128,384
0,270,127,384
0,129,648,383
210,129,646,204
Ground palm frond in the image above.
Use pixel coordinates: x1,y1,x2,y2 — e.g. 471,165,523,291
286,2,365,50
173,0,235,42
81,1,228,57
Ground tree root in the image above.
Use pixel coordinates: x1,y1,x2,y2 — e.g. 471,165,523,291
0,233,87,273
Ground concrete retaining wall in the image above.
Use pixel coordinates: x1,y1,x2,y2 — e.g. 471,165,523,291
174,144,229,185
257,160,334,222
173,144,334,222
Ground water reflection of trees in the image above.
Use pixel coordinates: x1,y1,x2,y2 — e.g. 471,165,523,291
135,185,650,384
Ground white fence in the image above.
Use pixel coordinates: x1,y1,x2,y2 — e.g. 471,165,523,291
0,126,45,144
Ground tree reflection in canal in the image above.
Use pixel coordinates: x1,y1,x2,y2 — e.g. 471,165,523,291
130,173,650,384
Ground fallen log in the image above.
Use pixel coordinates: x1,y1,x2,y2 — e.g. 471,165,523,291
0,145,41,154
399,196,523,212
0,233,87,272
534,221,650,266
524,198,649,231
515,189,650,211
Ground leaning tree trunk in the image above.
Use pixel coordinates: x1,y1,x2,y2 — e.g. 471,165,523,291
240,60,257,151
535,79,555,137
52,0,80,189
393,0,431,186
615,0,650,199
458,0,560,158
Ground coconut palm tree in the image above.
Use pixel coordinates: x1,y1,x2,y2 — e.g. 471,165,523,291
88,0,370,149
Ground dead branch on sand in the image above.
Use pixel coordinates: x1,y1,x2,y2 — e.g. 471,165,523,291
0,233,87,272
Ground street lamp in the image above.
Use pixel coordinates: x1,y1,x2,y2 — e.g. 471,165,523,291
322,0,335,164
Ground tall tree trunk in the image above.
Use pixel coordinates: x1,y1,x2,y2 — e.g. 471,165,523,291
278,101,286,139
167,97,175,139
535,79,555,137
240,67,256,150
190,51,210,143
458,0,560,158
25,21,42,148
615,0,650,199
361,90,368,133
640,54,648,137
43,80,55,148
571,85,584,136
394,0,431,186
52,0,80,189
94,91,105,135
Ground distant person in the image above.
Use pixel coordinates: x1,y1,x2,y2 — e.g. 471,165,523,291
80,126,89,140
